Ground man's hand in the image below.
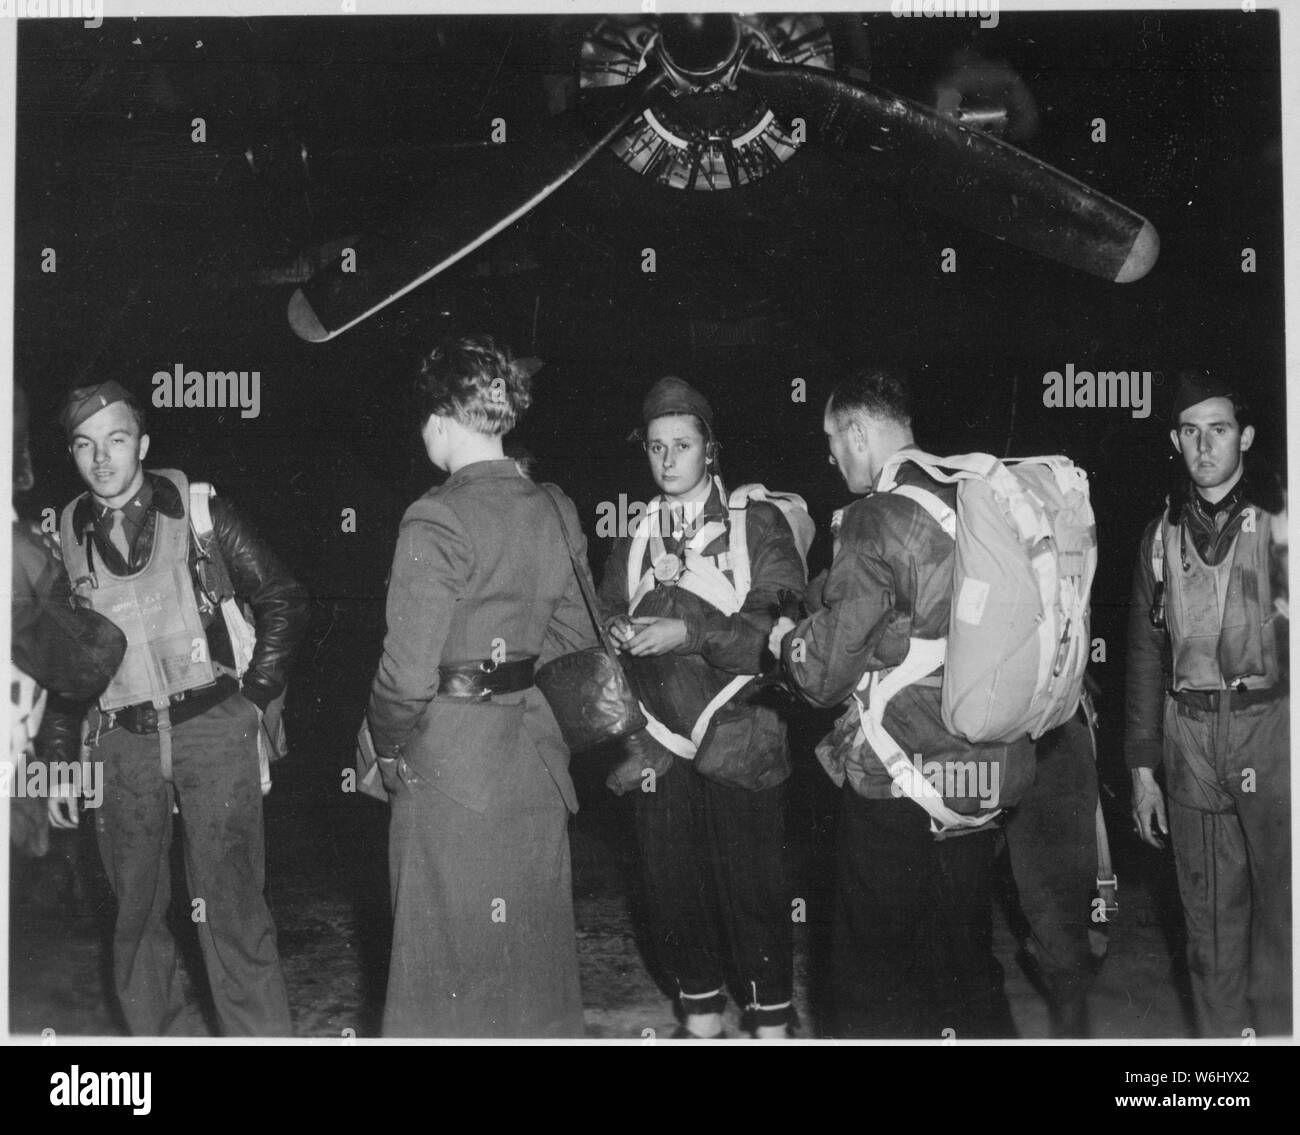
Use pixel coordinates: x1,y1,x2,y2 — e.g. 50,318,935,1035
625,616,688,657
768,616,796,659
1130,767,1168,850
48,788,80,830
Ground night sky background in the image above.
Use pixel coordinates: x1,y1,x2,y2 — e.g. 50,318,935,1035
10,9,1286,875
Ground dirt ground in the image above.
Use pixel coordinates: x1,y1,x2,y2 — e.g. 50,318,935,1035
7,610,1195,1042
8,750,1193,1042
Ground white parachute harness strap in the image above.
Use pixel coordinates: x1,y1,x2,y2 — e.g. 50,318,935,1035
625,478,757,760
189,482,272,795
641,712,697,759
189,483,258,676
1079,689,1118,918
890,484,956,538
153,700,175,782
626,479,740,617
852,639,999,834
1152,517,1167,584
639,672,755,760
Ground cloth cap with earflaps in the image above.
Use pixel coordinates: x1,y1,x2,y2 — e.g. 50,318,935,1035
60,380,136,438
642,376,714,429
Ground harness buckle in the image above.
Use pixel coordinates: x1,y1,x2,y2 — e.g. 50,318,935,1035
1051,618,1073,678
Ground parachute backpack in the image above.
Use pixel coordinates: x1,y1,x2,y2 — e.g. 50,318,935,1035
726,483,816,590
870,449,1097,747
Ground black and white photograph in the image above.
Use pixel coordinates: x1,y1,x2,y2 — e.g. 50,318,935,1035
2,0,1293,1069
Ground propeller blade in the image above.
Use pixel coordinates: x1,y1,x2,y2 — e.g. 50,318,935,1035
289,67,669,342
737,59,1158,284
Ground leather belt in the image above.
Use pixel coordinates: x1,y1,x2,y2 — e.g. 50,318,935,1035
1172,684,1286,712
437,655,538,699
116,676,241,734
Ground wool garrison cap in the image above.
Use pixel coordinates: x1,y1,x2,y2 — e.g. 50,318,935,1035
1169,369,1238,423
60,381,136,438
642,376,713,429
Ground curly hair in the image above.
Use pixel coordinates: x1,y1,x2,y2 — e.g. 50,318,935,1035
413,334,533,437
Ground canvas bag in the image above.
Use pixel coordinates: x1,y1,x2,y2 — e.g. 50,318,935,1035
874,449,1097,744
533,484,647,753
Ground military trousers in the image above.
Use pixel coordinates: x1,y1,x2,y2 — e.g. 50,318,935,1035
633,753,794,1029
93,692,291,1036
1003,713,1100,1036
1163,692,1291,1037
831,787,1014,1039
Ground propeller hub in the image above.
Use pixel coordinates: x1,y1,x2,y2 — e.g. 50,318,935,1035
657,14,742,81
577,13,833,191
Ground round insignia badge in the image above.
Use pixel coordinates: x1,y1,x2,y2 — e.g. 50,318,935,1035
653,552,682,584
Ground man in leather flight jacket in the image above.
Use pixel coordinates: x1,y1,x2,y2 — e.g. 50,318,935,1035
46,381,308,1036
1126,369,1289,1037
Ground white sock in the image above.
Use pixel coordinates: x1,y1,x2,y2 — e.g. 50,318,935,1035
754,1023,788,1040
684,1012,723,1038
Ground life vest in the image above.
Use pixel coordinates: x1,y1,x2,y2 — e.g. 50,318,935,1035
60,469,216,713
1153,506,1282,692
624,477,812,759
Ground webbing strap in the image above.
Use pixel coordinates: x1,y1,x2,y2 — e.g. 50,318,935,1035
629,551,741,619
642,708,697,759
189,483,258,677
1151,518,1166,583
1080,692,1117,917
638,671,755,760
891,484,955,538
155,703,174,782
854,638,1001,834
189,481,215,538
627,489,740,617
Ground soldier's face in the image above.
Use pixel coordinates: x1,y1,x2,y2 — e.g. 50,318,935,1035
70,402,149,506
646,414,710,500
1170,396,1254,496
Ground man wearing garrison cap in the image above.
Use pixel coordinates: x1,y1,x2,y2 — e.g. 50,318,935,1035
49,379,308,1036
1126,369,1290,1036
